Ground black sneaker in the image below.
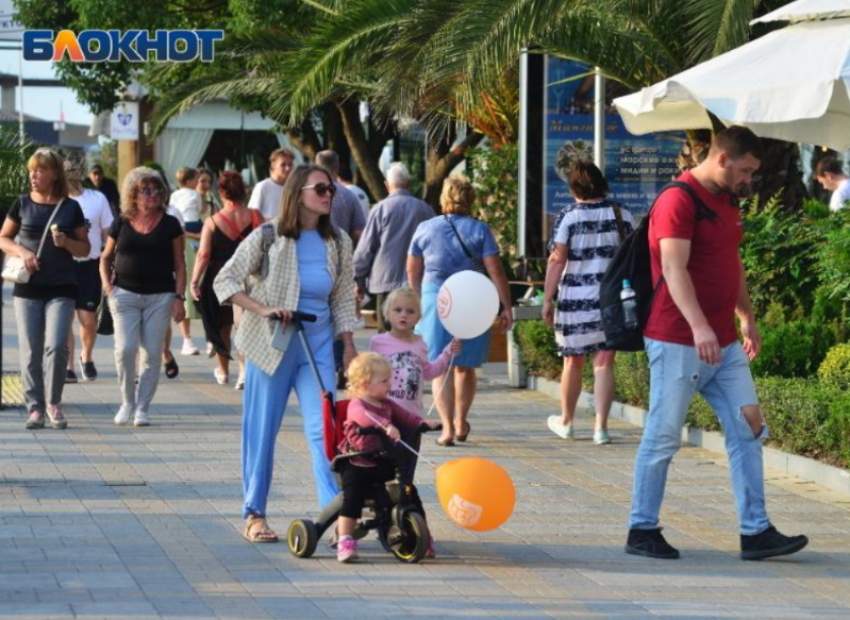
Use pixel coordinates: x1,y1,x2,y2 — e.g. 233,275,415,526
740,525,808,561
80,357,97,382
625,528,680,559
65,369,78,384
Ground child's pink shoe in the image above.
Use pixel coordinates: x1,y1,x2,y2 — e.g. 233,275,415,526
337,536,359,563
426,535,436,558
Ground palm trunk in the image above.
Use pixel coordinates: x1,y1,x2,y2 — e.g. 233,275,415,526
336,99,389,201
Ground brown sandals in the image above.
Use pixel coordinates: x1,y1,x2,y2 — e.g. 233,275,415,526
243,515,278,543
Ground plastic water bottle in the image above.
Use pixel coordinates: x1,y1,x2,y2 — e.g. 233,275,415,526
621,279,639,329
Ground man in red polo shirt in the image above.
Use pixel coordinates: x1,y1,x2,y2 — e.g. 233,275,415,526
625,127,808,561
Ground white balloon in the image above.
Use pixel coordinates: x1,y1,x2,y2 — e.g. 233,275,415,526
437,271,499,339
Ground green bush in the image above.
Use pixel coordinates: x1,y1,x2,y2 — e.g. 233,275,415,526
515,320,850,467
818,343,850,390
513,320,561,380
613,351,651,410
749,319,835,378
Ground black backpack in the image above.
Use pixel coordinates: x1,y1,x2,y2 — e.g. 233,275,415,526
599,181,717,351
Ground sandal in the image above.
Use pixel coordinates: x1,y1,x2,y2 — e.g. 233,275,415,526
243,514,278,543
435,437,455,447
456,421,471,442
164,352,179,379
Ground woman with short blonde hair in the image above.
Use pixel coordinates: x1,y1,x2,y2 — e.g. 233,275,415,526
407,173,512,446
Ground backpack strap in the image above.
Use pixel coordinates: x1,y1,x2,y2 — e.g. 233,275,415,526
657,181,717,222
259,222,275,279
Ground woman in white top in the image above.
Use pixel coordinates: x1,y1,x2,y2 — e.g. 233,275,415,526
63,159,114,383
170,166,204,356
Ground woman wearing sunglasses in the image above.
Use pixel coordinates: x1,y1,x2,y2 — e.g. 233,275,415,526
100,167,187,428
214,164,357,543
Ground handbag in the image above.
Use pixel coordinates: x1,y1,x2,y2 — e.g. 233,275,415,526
95,293,114,336
444,215,488,276
2,198,66,283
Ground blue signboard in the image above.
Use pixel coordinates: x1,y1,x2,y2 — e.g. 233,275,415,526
544,58,684,227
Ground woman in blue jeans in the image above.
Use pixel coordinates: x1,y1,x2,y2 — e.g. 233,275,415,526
214,164,357,543
0,148,90,430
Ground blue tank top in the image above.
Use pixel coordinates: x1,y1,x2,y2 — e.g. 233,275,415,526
296,230,333,334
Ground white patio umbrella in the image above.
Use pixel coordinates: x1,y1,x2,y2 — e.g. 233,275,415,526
613,16,850,149
752,0,850,24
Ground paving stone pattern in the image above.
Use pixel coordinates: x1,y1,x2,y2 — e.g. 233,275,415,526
2,288,850,619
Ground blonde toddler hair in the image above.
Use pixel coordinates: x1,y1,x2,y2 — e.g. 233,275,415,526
381,286,421,319
347,352,392,395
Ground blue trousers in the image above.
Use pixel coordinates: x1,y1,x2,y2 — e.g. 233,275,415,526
629,338,769,535
242,327,339,518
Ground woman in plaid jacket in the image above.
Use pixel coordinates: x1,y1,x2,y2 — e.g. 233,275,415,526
214,164,358,543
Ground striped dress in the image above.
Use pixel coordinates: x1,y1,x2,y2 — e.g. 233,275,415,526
549,199,634,356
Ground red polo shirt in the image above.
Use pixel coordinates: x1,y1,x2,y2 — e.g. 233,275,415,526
643,171,743,347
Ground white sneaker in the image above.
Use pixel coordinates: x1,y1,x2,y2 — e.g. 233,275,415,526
114,405,133,426
181,339,200,356
548,415,574,439
593,429,612,445
134,409,149,427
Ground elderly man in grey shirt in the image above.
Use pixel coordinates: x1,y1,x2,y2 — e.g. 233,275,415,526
353,162,435,332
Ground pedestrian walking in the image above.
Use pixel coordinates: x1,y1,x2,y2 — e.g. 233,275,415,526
213,164,357,543
353,162,434,332
407,174,512,446
100,167,186,428
0,148,90,429
542,161,633,445
63,158,114,384
248,148,295,221
191,171,261,388
625,126,808,561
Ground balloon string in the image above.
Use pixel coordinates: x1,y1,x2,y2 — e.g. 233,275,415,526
424,351,455,418
359,408,440,470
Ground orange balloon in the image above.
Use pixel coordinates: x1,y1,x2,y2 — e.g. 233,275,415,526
436,457,515,532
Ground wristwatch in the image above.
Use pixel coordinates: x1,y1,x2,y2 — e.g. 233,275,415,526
175,293,186,301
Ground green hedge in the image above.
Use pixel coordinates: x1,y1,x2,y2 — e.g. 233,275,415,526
515,319,850,469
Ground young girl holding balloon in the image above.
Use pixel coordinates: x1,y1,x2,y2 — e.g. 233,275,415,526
337,352,440,563
369,287,462,422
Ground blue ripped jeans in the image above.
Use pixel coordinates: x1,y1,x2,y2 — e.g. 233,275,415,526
629,338,770,536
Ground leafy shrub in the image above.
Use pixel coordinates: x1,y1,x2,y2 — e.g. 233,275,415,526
513,320,561,380
818,343,850,390
815,209,850,305
740,195,821,318
749,319,835,378
613,351,651,410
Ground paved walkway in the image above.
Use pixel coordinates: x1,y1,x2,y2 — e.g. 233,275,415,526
2,286,850,620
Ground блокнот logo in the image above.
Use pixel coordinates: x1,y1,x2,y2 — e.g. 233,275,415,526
23,30,224,62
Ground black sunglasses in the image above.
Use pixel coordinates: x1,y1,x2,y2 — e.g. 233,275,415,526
301,183,336,198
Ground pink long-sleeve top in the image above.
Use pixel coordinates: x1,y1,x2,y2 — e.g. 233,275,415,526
369,333,453,416
342,397,423,467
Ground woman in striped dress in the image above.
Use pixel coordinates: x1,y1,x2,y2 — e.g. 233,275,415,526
542,161,633,445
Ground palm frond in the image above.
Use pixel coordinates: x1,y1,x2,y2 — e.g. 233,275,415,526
685,0,761,63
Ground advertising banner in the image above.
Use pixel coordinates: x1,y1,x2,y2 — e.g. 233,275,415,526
544,58,684,236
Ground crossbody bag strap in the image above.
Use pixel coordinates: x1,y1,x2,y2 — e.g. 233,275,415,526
609,200,626,242
443,215,477,262
35,198,66,259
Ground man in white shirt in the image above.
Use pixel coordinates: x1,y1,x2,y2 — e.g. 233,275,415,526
63,160,114,383
248,148,296,221
815,157,850,212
